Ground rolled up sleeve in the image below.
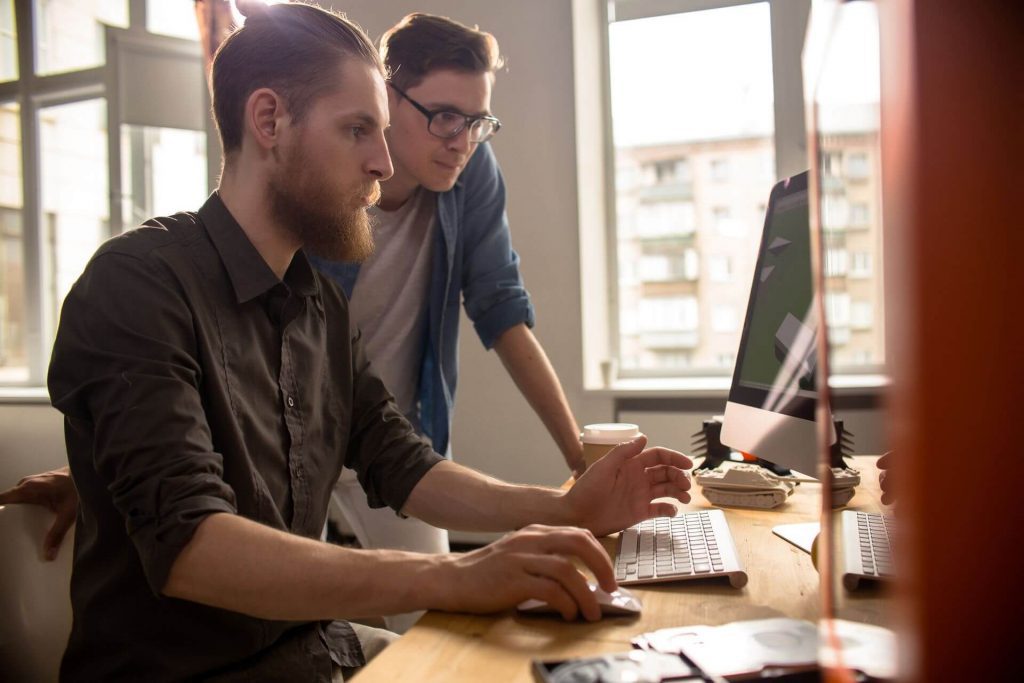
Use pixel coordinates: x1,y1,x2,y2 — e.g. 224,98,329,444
341,326,444,513
460,144,536,349
49,250,238,595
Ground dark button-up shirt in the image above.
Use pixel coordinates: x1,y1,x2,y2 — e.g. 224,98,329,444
48,193,443,682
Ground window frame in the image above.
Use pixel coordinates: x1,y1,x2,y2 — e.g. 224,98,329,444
0,0,210,392
600,0,812,381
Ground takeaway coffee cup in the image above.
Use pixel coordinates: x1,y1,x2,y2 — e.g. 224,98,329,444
580,423,641,470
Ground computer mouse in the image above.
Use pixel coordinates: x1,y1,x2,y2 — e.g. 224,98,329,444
516,582,643,618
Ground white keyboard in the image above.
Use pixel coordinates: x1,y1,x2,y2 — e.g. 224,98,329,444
841,510,895,590
613,510,748,588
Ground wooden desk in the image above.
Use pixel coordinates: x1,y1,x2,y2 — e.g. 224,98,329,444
357,457,890,682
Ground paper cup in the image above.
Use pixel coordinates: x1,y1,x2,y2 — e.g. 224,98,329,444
580,423,640,470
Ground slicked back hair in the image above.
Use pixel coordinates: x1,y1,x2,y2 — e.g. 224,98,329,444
211,2,384,155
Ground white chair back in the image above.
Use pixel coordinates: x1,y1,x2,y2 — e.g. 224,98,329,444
0,504,74,682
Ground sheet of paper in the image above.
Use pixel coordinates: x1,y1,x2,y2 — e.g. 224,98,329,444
772,522,820,554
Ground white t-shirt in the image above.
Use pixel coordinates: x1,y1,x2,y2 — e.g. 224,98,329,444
349,188,437,430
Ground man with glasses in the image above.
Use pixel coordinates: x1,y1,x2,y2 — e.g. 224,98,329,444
310,13,586,632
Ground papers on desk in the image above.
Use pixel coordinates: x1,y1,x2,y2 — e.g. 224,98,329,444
632,617,896,680
771,522,820,554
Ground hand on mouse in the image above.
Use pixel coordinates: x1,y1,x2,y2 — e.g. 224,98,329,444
432,524,615,622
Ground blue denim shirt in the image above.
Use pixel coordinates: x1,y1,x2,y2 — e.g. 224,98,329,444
310,143,535,456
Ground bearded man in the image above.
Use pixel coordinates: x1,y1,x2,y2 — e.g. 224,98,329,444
43,4,692,681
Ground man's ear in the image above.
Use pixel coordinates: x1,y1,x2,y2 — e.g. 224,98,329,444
246,87,288,151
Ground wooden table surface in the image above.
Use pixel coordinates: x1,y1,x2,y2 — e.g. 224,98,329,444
356,456,891,682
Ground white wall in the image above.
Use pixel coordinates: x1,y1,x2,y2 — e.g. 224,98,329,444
0,402,67,489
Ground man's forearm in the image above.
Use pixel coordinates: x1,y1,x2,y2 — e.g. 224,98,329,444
401,460,574,532
493,324,582,470
163,513,452,621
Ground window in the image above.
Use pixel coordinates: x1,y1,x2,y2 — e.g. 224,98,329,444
708,255,732,282
579,0,886,382
846,152,870,179
713,206,744,237
146,0,199,40
851,300,873,330
850,251,872,277
39,99,109,330
33,0,129,76
635,201,696,237
825,248,848,277
710,158,730,182
604,0,785,377
811,0,885,371
1,0,16,82
1,1,208,387
849,202,870,227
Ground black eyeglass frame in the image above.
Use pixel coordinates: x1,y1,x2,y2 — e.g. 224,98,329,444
389,82,502,143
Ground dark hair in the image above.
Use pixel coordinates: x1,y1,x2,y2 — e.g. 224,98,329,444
379,13,504,91
211,2,383,154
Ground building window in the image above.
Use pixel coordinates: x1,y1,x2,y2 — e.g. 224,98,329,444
850,251,873,277
710,158,730,182
851,300,873,329
846,152,870,179
849,201,870,227
825,248,849,277
708,255,732,283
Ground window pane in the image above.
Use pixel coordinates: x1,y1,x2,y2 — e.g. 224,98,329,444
146,0,199,41
121,125,208,228
811,2,884,371
39,99,108,337
0,0,16,82
34,0,128,76
0,102,26,382
609,4,775,374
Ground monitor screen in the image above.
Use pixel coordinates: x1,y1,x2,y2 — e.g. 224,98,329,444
721,171,833,476
732,171,815,420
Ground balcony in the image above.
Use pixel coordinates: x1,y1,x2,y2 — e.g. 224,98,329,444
637,182,694,202
639,330,700,349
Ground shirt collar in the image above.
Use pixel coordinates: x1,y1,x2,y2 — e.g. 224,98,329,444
198,192,318,303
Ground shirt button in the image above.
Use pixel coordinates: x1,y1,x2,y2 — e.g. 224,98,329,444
286,396,295,408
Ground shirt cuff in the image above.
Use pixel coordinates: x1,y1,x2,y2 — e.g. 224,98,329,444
473,298,536,349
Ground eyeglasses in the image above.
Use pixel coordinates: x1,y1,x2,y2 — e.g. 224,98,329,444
389,83,502,144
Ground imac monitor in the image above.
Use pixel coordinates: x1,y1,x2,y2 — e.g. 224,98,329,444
720,170,835,477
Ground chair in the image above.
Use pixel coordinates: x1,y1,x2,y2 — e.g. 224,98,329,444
0,504,74,682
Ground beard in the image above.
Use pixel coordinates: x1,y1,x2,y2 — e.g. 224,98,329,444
268,146,379,263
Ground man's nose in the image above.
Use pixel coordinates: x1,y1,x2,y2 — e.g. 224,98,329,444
368,133,394,181
445,127,473,155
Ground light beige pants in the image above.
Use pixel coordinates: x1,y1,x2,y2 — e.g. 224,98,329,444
332,623,400,681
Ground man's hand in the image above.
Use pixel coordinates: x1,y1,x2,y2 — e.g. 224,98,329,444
565,435,692,537
878,451,896,505
435,524,614,622
0,466,78,560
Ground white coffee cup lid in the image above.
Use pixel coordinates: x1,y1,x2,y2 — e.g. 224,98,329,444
580,423,640,445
